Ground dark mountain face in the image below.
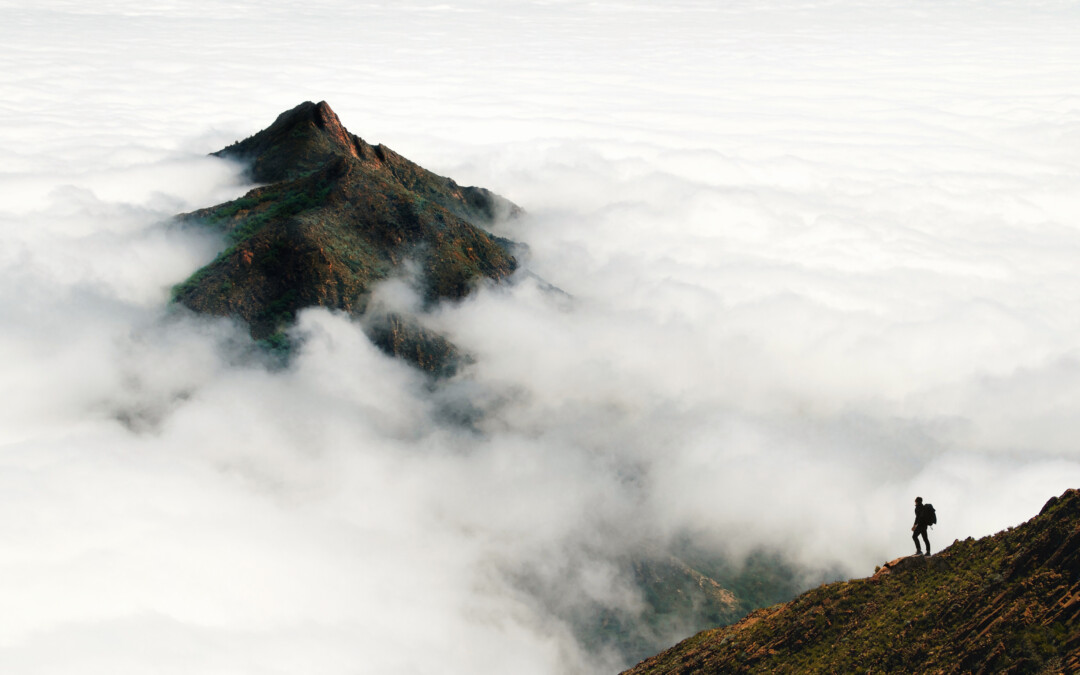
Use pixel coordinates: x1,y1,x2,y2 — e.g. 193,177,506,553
624,489,1080,674
173,101,520,373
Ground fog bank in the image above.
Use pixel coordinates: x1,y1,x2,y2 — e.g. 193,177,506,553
3,0,1080,672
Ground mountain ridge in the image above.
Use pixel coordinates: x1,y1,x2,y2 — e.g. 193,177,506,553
623,489,1080,674
212,100,521,224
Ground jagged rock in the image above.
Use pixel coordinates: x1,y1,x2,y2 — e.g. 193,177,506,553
174,101,521,373
623,489,1080,674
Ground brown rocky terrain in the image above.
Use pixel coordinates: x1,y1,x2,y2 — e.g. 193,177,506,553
623,489,1080,674
173,101,520,373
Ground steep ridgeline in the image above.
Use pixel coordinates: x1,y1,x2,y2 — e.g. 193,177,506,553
173,101,521,373
624,489,1080,675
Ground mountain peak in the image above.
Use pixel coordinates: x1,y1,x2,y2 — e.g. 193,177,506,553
302,100,358,156
213,100,370,182
177,102,521,372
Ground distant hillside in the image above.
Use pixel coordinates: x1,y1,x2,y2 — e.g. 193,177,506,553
624,489,1080,674
563,548,827,667
173,101,520,373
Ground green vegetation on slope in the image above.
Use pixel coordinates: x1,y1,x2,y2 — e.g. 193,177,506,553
625,489,1080,674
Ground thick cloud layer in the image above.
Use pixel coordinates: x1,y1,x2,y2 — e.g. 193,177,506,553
3,0,1080,672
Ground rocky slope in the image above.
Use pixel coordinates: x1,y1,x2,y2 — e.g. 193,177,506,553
173,101,520,373
624,488,1080,674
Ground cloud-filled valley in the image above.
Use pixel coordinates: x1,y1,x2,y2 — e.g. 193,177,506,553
3,0,1080,672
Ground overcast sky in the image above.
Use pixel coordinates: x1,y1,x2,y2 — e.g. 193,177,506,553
3,0,1080,672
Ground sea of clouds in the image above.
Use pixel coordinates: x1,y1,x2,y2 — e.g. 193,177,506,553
3,0,1080,672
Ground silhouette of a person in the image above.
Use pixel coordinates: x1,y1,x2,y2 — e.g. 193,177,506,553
912,496,931,556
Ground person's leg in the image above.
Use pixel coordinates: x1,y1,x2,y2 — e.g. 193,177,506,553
912,529,923,554
921,530,931,555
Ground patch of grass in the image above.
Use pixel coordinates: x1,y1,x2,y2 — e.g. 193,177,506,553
257,331,292,355
170,265,214,301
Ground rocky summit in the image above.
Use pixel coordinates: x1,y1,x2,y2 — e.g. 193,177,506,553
623,489,1080,674
173,101,521,373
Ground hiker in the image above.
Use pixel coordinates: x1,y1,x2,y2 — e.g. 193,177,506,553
912,496,933,556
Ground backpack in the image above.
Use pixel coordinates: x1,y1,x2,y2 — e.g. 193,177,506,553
924,503,937,526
